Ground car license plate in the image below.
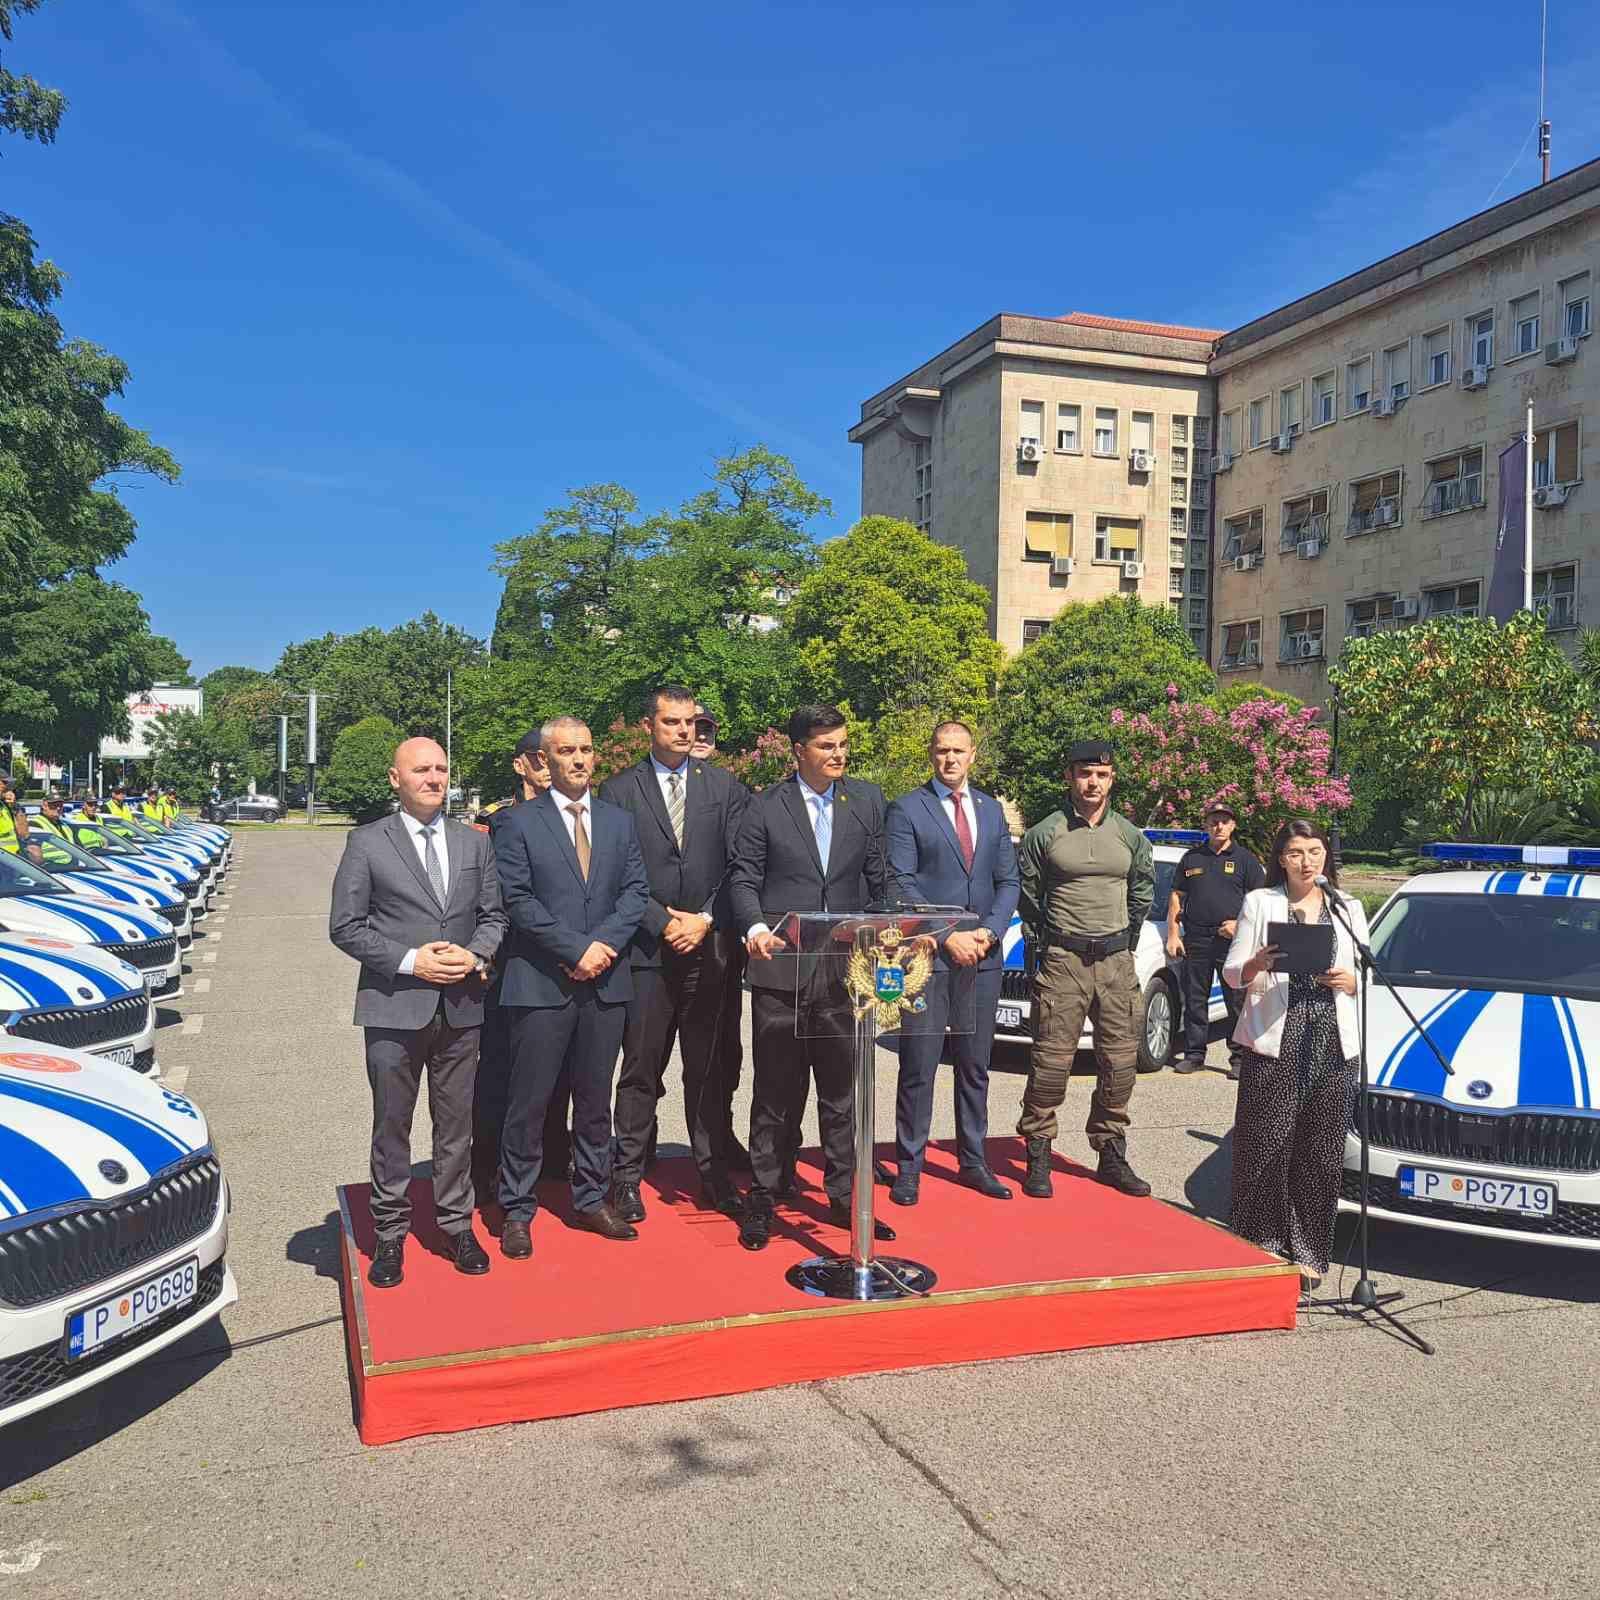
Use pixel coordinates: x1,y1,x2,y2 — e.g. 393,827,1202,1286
1398,1165,1556,1216
66,1257,199,1360
94,1045,135,1068
142,973,157,993
995,1004,1023,1030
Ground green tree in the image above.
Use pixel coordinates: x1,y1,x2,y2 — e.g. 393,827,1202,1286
784,516,1003,727
199,665,273,708
1,4,65,146
1331,611,1599,836
990,596,1214,824
322,715,406,822
145,707,259,801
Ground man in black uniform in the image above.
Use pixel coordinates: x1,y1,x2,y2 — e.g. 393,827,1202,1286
1166,802,1264,1078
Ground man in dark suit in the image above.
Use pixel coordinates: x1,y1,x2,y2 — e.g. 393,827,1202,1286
727,704,896,1251
885,721,1021,1205
329,737,508,1288
492,716,650,1256
599,685,748,1222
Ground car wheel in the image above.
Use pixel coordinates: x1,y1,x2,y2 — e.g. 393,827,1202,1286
1137,974,1176,1073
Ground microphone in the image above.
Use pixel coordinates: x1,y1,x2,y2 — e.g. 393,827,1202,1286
1314,874,1331,888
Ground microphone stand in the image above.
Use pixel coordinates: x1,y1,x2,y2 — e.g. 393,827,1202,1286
1314,877,1450,1356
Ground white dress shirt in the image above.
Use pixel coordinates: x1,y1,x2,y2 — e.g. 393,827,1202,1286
931,776,978,845
556,788,592,846
397,808,449,977
747,776,834,941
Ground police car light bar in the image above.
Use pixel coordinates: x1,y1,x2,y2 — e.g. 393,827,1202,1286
1143,828,1208,845
1420,843,1600,868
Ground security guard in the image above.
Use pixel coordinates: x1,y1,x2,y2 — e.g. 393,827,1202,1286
106,785,136,822
31,793,66,837
141,790,166,827
0,774,23,853
1168,802,1264,1079
1016,739,1155,1201
75,793,111,850
160,787,180,823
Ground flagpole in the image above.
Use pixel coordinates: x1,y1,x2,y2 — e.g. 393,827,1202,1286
1523,399,1535,612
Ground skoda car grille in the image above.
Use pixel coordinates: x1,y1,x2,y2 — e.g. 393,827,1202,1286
1363,1091,1600,1173
98,935,178,972
7,993,150,1051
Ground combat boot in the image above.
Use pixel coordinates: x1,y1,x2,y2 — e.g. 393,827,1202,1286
1096,1138,1152,1198
1022,1137,1054,1199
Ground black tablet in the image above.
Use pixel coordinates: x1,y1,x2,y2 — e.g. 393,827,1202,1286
1265,920,1336,975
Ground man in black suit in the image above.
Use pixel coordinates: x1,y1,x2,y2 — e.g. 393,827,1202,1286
727,705,897,1251
492,717,650,1256
599,685,748,1221
329,737,508,1288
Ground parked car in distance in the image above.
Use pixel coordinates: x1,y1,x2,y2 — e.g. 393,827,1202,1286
201,794,281,823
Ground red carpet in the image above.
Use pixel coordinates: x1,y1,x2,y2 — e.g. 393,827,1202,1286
337,1138,1297,1445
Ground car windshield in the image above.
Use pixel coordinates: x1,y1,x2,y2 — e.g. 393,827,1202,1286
67,823,140,857
1371,891,1600,999
0,847,69,897
20,832,102,872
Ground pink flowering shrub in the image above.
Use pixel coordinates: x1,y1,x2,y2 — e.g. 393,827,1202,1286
717,727,795,791
1112,689,1351,851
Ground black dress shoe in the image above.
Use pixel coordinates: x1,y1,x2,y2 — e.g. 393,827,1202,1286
368,1237,405,1288
958,1165,1012,1200
501,1218,533,1259
889,1172,920,1207
572,1203,639,1240
450,1229,491,1274
613,1180,646,1223
827,1199,895,1241
1096,1140,1153,1198
739,1196,773,1251
702,1179,744,1218
873,1159,896,1187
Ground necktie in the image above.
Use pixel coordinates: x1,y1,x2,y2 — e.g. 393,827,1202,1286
666,770,685,848
811,792,831,872
422,824,446,905
950,790,976,872
567,803,591,881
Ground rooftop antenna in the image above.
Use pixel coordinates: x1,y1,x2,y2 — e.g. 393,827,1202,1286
1538,0,1551,184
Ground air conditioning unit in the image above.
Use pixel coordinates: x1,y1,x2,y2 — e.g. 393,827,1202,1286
1238,640,1261,664
1121,560,1145,580
1544,336,1580,365
1233,554,1261,573
1211,451,1234,473
1371,394,1396,418
1298,636,1324,660
1018,438,1041,462
1296,539,1323,560
1129,449,1153,472
1533,483,1570,509
1461,363,1489,390
1270,431,1293,454
1394,597,1421,620
1375,500,1398,525
1051,554,1075,576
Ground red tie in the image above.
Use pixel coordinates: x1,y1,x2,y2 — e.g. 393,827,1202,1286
950,790,975,871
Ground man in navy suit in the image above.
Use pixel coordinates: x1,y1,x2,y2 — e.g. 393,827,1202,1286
885,721,1021,1205
492,716,650,1256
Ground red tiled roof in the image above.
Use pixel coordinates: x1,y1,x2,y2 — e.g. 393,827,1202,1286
1054,312,1225,342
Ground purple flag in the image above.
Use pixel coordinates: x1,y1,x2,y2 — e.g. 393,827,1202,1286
1487,437,1526,622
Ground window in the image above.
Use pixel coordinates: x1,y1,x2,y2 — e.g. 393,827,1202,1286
1278,383,1303,438
1171,416,1189,445
1189,567,1207,595
1383,342,1411,403
1094,515,1141,563
1219,619,1262,670
1170,475,1188,505
1189,537,1207,567
1281,489,1331,551
1348,469,1402,534
1169,568,1185,597
1093,407,1118,456
1561,272,1591,340
1222,509,1265,563
1279,607,1327,662
1423,448,1485,516
1193,417,1211,452
1190,628,1207,653
1130,412,1154,455
1347,593,1402,638
1423,327,1452,388
1424,581,1481,620
1533,564,1578,630
1022,619,1052,647
1346,356,1373,414
1190,477,1209,508
1024,511,1073,561
1312,371,1336,427
1188,600,1206,628
1512,292,1540,356
1171,447,1189,476
1218,409,1239,457
1020,399,1043,447
1469,311,1495,368
1170,507,1187,535
1532,420,1581,487
1248,397,1268,448
913,440,933,533
1055,403,1081,453
1170,539,1187,568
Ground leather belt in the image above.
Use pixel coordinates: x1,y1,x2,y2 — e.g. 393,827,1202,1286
1041,930,1129,960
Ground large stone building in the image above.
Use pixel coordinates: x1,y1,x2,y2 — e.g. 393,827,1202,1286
850,156,1600,693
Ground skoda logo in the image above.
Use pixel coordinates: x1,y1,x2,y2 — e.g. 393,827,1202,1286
1467,1080,1493,1101
76,987,93,1000
98,1159,129,1184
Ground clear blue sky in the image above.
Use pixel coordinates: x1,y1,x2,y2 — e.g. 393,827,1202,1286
13,0,1599,676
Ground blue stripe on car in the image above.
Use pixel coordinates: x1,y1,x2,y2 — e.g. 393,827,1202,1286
1556,995,1591,1109
1386,988,1497,1096
13,896,127,941
1517,993,1577,1108
1544,873,1572,897
0,955,72,1008
6,944,132,994
1377,989,1462,1087
1492,872,1526,895
0,1117,91,1210
0,1076,190,1173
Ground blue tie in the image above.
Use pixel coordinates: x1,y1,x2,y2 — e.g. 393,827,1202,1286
811,792,831,872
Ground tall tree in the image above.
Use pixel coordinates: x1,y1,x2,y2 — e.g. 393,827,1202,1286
1,3,66,145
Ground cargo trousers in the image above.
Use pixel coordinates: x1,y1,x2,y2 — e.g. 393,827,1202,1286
1016,945,1140,1150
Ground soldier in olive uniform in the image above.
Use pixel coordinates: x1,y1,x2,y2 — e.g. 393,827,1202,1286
1015,740,1155,1200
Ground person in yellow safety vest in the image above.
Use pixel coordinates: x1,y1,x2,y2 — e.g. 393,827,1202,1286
141,791,166,827
161,788,180,823
75,794,111,851
0,775,17,853
106,786,136,822
31,794,67,837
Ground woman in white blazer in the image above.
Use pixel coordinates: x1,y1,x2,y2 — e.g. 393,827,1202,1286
1221,819,1368,1290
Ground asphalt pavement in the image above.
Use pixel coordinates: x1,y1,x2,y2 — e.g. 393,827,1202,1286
3,825,1597,1598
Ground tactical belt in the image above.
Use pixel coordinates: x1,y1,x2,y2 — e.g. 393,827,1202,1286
1041,930,1129,960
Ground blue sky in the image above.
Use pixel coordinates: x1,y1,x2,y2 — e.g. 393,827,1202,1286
12,1,1600,675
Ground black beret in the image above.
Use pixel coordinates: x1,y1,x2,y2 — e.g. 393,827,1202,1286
1066,740,1116,767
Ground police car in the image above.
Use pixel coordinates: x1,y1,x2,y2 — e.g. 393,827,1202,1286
15,831,193,947
0,933,158,1075
67,815,221,903
0,1042,234,1429
54,817,209,920
995,829,1230,1072
0,850,183,1003
1342,843,1600,1252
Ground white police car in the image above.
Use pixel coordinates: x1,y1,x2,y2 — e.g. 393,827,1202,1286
1346,843,1600,1251
54,818,209,921
0,1042,234,1429
0,934,157,1075
996,829,1230,1071
16,832,193,947
0,851,183,1002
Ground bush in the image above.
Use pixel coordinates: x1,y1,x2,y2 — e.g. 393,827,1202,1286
322,715,405,821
